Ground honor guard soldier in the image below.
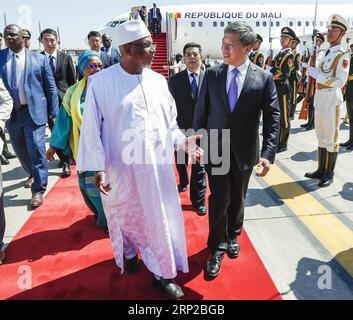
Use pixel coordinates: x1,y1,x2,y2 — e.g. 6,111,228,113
289,36,301,119
300,32,325,130
340,43,353,150
305,14,350,188
271,27,296,153
249,34,264,68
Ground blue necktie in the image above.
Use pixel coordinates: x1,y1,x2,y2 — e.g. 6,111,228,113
11,53,21,110
190,73,198,102
228,68,240,112
49,55,56,75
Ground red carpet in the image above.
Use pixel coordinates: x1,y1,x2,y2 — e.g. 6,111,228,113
0,168,281,300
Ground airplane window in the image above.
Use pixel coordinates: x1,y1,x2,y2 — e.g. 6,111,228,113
306,21,309,26
213,21,217,27
320,21,324,26
199,21,203,27
298,21,302,27
220,21,225,27
289,21,293,27
228,21,231,25
191,22,195,27
276,21,280,27
256,21,260,27
271,21,274,27
263,21,267,27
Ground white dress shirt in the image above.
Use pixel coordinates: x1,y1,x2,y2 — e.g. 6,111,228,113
6,48,27,105
226,59,250,98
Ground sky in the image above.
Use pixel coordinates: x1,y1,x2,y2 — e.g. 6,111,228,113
1,0,352,49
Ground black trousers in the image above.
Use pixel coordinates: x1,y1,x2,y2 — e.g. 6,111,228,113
151,18,160,35
276,82,291,149
175,150,207,207
206,153,252,253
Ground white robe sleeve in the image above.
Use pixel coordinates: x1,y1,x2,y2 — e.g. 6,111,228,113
76,77,106,172
168,91,186,151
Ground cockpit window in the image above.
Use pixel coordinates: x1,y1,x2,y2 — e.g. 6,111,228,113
107,20,127,27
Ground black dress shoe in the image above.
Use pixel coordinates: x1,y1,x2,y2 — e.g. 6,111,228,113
3,151,17,159
24,176,34,189
193,205,207,216
0,154,9,165
125,255,139,274
227,238,240,259
277,146,287,153
206,251,224,278
153,277,184,299
178,184,188,193
61,163,72,178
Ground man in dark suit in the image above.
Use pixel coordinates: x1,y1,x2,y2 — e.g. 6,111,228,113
148,3,162,36
40,28,77,178
0,24,59,208
168,42,207,216
101,33,121,65
193,21,280,278
88,31,114,69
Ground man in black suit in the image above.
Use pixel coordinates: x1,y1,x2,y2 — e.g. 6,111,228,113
40,28,77,178
168,42,207,216
87,31,114,69
148,3,162,36
193,21,280,278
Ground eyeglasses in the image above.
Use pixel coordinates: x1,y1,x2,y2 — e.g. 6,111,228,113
131,42,157,50
88,63,104,70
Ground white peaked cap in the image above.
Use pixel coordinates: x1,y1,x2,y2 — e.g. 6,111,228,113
327,14,349,32
115,20,151,46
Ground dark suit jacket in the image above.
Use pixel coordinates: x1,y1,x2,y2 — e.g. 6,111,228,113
40,51,77,101
100,47,120,65
0,48,58,126
100,51,115,69
193,62,280,172
148,7,162,22
168,69,204,130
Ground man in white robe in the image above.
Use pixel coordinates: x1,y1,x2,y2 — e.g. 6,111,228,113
76,20,203,300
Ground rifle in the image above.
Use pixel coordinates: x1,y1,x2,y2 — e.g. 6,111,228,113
297,47,310,94
299,30,318,120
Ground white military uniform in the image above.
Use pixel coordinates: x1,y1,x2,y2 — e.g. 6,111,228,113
314,45,350,152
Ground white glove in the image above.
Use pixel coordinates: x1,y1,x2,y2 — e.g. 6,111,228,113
310,45,318,54
301,62,309,68
307,67,319,79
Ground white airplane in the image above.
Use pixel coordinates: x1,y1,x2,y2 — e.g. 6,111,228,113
98,3,353,60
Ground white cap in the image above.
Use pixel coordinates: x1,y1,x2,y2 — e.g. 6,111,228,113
115,20,151,46
327,14,349,32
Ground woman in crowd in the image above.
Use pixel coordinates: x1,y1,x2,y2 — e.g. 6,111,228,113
46,51,108,233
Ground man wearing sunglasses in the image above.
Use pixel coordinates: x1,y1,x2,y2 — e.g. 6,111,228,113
77,20,203,300
22,29,31,49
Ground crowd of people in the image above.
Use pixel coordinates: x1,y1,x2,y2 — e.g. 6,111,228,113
0,11,352,300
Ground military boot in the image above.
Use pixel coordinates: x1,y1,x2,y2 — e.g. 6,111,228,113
318,152,338,188
305,148,326,179
340,120,353,148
